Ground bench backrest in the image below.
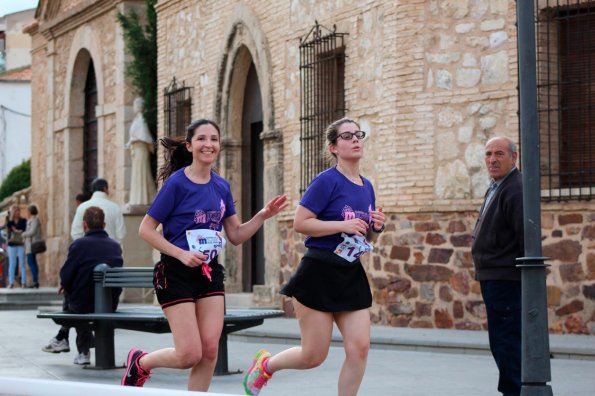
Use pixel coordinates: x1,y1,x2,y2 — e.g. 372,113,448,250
94,264,154,313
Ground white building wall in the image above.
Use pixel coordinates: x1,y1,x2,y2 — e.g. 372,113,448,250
0,80,31,181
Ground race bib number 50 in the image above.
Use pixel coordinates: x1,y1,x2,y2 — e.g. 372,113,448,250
333,233,373,262
185,229,227,264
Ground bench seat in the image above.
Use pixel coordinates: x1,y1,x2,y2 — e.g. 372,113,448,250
37,265,284,373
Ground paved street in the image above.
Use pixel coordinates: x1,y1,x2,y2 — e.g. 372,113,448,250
0,309,594,395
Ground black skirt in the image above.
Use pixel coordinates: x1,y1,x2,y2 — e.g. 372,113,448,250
280,248,372,312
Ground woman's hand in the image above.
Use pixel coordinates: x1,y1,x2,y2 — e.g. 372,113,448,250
370,206,386,232
177,250,208,268
260,195,289,220
342,218,369,236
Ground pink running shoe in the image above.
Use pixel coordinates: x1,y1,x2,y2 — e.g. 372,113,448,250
243,348,272,395
121,348,151,387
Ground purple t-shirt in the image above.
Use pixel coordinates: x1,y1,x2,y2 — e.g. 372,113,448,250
147,168,236,250
300,166,376,252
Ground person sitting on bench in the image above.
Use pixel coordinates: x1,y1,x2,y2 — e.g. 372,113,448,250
42,206,123,365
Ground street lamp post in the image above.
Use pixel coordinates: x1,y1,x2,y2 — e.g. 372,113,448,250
515,1,553,395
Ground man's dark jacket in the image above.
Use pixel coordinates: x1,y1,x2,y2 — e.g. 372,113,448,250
472,168,524,281
60,229,123,313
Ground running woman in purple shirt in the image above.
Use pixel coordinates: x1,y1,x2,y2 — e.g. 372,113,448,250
244,118,386,396
122,119,287,391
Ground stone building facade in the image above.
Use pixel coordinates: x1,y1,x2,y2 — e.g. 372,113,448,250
28,0,593,334
26,0,153,288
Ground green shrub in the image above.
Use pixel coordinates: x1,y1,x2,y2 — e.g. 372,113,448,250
0,159,31,200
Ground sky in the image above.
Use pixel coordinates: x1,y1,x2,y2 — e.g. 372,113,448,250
0,0,38,18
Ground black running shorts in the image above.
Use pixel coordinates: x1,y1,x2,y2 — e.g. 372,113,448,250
153,253,225,309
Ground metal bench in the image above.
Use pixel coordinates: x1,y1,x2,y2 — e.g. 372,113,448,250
37,264,284,374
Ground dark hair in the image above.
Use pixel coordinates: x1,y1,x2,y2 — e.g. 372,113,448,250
324,117,360,162
83,206,105,230
28,204,38,216
75,193,88,203
91,178,109,193
157,119,221,182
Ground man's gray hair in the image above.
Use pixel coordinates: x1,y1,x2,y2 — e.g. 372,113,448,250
486,136,517,154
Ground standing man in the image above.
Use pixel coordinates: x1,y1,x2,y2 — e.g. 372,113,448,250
472,136,524,396
43,206,123,364
71,178,126,243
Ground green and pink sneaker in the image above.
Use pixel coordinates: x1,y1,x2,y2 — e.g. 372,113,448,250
243,348,272,395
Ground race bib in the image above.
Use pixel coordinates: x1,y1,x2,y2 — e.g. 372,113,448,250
185,229,227,264
333,233,373,262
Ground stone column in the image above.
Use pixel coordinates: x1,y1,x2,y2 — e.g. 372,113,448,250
253,129,283,305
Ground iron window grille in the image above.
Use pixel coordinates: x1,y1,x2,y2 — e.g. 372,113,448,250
299,21,348,193
535,0,594,201
163,77,193,137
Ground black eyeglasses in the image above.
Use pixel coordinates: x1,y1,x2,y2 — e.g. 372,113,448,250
337,130,366,140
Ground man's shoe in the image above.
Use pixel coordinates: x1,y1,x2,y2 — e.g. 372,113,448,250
121,348,151,387
73,352,91,365
42,337,70,353
243,348,273,395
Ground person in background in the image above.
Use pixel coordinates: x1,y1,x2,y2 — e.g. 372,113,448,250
71,178,126,243
121,119,287,391
42,206,123,365
243,118,385,396
22,204,42,288
6,205,27,288
75,193,89,207
472,136,524,396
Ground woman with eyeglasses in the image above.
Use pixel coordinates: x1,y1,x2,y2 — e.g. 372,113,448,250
244,118,386,396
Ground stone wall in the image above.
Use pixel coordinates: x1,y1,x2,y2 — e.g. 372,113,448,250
280,203,594,335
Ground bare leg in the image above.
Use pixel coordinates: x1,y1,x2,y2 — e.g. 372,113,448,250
334,309,370,396
267,298,333,372
138,302,202,370
187,295,224,391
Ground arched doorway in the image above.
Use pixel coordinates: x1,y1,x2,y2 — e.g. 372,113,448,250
215,7,283,302
241,63,264,290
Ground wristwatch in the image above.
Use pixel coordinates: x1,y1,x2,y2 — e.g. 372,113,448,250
372,224,385,233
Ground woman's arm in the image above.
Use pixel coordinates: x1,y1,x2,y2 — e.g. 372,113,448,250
22,217,39,238
223,195,288,245
366,206,385,242
138,214,206,268
293,205,369,237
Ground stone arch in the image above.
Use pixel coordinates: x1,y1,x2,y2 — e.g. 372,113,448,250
61,25,106,227
214,4,284,302
65,26,105,119
214,4,275,137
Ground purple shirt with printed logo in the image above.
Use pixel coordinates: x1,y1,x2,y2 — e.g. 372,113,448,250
147,168,236,250
300,166,376,252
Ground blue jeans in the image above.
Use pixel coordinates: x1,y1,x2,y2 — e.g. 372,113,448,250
8,245,26,286
480,280,522,396
27,253,38,284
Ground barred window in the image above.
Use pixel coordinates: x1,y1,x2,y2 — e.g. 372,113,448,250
299,22,348,192
536,1,595,201
163,77,193,137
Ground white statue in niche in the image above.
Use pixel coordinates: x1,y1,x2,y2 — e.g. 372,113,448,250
127,97,156,206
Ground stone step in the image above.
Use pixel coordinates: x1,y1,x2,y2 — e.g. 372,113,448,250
0,287,60,302
225,292,253,308
0,300,62,310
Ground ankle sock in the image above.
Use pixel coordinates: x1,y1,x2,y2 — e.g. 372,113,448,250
262,357,273,376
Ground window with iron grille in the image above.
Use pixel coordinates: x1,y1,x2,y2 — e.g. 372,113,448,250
535,0,594,201
299,22,348,193
163,77,193,137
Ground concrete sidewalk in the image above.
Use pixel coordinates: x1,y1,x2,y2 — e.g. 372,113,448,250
233,316,595,360
0,309,594,395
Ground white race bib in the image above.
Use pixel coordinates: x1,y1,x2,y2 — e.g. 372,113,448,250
185,229,227,264
333,233,373,262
